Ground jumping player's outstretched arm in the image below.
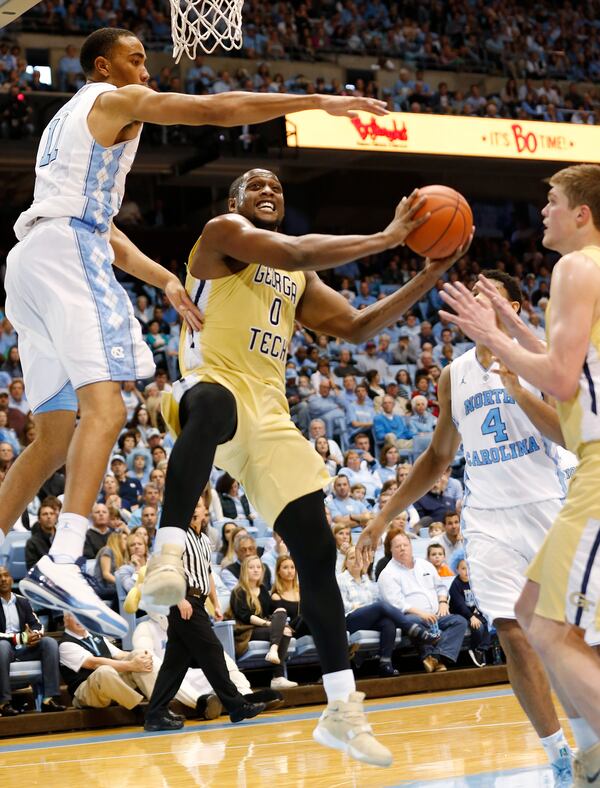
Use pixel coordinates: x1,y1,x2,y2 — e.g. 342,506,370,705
355,367,461,566
110,223,203,332
439,253,600,400
94,89,388,141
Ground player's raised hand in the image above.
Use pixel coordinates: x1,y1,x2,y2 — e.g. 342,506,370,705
439,281,497,344
320,95,389,118
476,274,545,353
356,515,386,569
383,189,430,247
164,278,204,332
425,228,475,274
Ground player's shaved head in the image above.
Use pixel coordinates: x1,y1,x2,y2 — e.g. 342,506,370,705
80,28,139,76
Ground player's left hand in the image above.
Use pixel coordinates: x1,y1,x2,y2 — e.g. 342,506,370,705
490,359,521,398
425,228,475,273
320,95,389,118
439,281,497,345
165,278,204,332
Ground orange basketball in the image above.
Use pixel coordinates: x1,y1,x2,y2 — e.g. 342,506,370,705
405,185,473,259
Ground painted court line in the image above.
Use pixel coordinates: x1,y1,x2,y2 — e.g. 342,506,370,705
0,686,514,755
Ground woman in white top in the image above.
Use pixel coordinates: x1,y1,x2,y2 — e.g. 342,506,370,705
337,546,439,677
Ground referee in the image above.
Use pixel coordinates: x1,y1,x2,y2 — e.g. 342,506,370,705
144,499,266,730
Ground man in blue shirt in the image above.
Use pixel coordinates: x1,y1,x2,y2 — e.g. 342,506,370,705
346,383,375,437
373,396,414,446
307,379,347,440
327,476,372,528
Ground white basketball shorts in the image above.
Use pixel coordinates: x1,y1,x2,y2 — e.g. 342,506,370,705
461,499,563,623
5,218,154,413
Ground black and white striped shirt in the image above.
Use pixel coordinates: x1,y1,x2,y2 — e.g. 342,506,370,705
184,528,212,595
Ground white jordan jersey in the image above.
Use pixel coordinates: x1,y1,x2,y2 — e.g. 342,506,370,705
450,348,567,509
13,82,141,241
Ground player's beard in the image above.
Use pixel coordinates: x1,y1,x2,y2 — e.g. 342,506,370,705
253,216,282,231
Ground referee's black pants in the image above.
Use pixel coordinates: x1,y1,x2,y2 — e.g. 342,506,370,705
146,596,246,718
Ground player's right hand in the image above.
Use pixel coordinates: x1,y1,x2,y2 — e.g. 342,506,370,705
356,516,386,569
319,95,389,118
384,189,430,248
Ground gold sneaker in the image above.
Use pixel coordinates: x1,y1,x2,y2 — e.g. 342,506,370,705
574,741,600,786
312,691,392,767
141,544,186,611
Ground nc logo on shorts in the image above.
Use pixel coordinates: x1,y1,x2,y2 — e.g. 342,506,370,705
111,346,125,359
569,591,594,611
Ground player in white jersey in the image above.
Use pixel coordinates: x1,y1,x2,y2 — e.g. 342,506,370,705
439,164,600,786
357,271,575,786
2,27,391,638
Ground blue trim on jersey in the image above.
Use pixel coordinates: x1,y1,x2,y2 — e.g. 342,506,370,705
189,280,206,350
575,525,600,627
33,380,78,414
583,360,597,414
71,220,138,380
81,140,125,233
541,436,568,497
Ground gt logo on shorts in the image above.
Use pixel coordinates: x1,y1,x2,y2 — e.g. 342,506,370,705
569,592,594,612
111,346,124,359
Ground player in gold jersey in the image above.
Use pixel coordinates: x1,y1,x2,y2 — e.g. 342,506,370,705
146,168,472,765
438,164,600,786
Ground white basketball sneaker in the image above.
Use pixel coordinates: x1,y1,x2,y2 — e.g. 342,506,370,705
141,543,186,612
312,691,392,767
19,555,128,638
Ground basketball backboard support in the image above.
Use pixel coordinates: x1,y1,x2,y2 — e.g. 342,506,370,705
0,0,39,28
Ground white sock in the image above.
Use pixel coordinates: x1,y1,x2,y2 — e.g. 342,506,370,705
48,513,89,562
322,669,356,703
570,718,600,751
153,526,187,552
540,728,570,763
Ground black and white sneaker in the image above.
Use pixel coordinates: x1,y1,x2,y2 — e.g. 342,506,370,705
468,648,487,667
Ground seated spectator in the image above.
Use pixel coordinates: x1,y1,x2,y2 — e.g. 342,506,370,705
128,483,162,528
110,454,142,511
221,534,271,591
57,44,84,91
364,369,386,400
428,511,464,566
127,450,151,487
393,333,419,365
121,380,144,423
83,503,111,559
333,522,352,573
145,320,169,367
25,502,57,569
229,556,297,690
0,566,65,715
374,396,414,448
356,341,390,383
0,409,19,457
379,443,400,483
327,475,372,533
285,368,310,436
427,543,454,577
307,379,347,440
378,532,468,672
408,395,437,435
128,404,153,446
428,521,444,540
309,418,343,465
346,382,375,437
415,478,456,524
216,473,257,528
449,554,491,667
314,435,339,477
118,429,138,465
350,482,369,508
334,350,361,379
441,468,463,509
115,531,149,594
8,378,29,415
338,546,439,677
59,612,156,710
338,450,382,502
94,531,129,604
353,432,379,468
218,522,245,567
149,467,166,498
1,346,23,379
271,555,310,637
132,611,278,719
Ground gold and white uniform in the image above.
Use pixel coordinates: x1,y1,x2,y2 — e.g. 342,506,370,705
527,245,600,635
162,237,330,526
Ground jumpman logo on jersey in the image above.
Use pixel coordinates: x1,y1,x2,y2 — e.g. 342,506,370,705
461,376,467,385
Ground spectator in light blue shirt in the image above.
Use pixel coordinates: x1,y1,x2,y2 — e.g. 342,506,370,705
353,280,376,308
327,475,372,527
307,379,347,439
408,395,438,434
373,396,414,446
346,383,374,435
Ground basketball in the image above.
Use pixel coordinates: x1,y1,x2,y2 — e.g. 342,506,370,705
405,185,473,259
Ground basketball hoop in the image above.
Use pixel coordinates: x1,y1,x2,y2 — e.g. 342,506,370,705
170,0,244,61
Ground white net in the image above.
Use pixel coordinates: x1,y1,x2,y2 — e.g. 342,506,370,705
170,0,244,61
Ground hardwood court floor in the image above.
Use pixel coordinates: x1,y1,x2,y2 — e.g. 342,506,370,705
0,685,566,787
